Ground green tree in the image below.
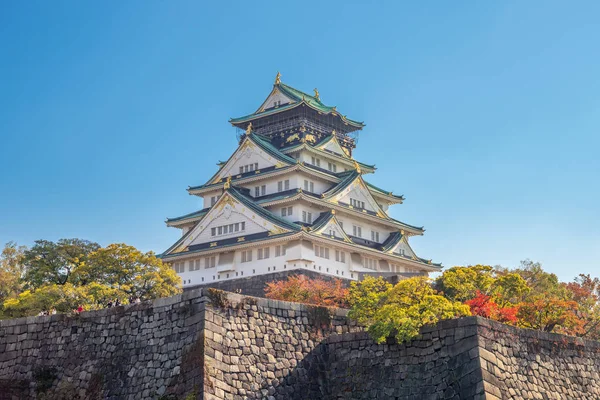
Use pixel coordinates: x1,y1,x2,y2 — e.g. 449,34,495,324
435,264,529,308
22,239,100,288
434,265,496,302
349,276,470,344
3,241,182,318
82,243,182,300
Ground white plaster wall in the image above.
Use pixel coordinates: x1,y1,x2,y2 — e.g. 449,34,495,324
262,91,293,109
214,142,285,182
202,189,223,209
174,237,429,288
189,208,270,247
295,150,349,173
335,213,394,242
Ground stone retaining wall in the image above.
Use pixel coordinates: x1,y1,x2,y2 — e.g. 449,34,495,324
1,289,600,399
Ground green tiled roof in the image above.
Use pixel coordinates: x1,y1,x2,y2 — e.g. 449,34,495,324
166,208,209,224
250,132,297,164
230,81,365,128
310,211,335,231
365,181,404,201
322,170,360,198
201,132,296,188
228,186,301,232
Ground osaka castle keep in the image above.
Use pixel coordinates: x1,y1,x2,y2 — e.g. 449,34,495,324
161,73,440,288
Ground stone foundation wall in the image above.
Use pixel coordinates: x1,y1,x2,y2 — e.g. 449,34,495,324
476,318,600,399
1,289,600,399
0,292,208,400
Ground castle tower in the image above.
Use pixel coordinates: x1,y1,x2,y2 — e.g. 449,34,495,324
161,73,440,288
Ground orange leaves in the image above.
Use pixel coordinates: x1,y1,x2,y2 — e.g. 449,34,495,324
264,275,348,308
465,291,518,324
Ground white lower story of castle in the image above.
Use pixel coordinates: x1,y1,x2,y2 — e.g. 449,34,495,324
169,238,427,288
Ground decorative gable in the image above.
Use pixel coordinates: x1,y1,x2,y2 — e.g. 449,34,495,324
208,137,289,184
386,235,417,258
329,177,387,218
165,191,293,255
315,135,350,157
311,212,352,243
257,87,295,113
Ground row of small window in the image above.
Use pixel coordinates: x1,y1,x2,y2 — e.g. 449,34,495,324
172,256,216,273
211,222,246,237
311,157,337,173
277,180,290,192
241,245,286,263
314,245,346,263
281,206,293,217
363,257,378,270
349,198,365,209
350,225,380,242
390,264,418,273
239,163,259,174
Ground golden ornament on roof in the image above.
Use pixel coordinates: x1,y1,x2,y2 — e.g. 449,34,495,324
313,88,320,100
275,72,281,85
354,160,361,174
304,133,316,144
223,176,231,189
245,122,252,135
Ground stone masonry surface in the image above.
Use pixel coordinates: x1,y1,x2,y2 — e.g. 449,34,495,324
1,288,600,399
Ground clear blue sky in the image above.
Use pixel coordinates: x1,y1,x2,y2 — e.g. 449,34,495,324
1,1,598,281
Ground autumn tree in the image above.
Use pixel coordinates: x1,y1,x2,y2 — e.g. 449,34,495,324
0,242,26,300
348,276,470,344
563,274,600,340
465,291,518,324
3,241,182,318
264,275,348,308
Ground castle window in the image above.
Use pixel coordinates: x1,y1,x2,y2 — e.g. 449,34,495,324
335,250,346,263
241,250,252,263
371,231,380,242
328,162,337,172
311,157,321,167
212,222,245,237
173,262,185,273
350,199,365,209
204,256,216,269
315,245,329,259
255,186,260,197
302,211,312,224
362,256,378,270
191,260,201,271
257,247,270,260
353,225,362,237
275,245,286,257
303,180,315,192
261,185,266,195
239,166,244,174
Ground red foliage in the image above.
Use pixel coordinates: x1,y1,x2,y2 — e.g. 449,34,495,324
465,291,518,324
264,275,349,308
